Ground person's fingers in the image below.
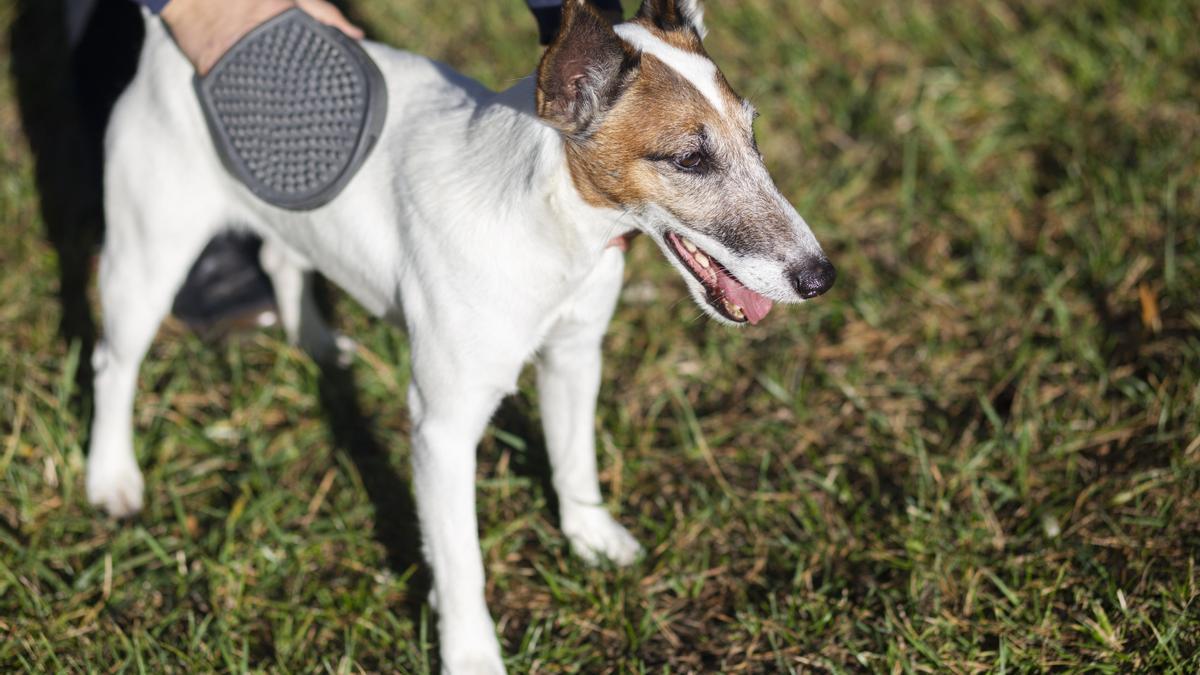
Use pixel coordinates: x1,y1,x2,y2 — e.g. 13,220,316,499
296,0,364,39
163,0,295,75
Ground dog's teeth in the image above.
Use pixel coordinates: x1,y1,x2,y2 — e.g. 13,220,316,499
723,299,745,319
683,238,698,253
695,252,710,268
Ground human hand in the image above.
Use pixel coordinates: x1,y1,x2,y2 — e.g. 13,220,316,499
162,0,363,75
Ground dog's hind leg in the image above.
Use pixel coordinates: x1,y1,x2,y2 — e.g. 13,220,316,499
536,248,642,565
86,204,219,518
259,238,354,367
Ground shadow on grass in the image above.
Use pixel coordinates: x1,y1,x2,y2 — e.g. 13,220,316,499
315,358,431,619
491,393,558,518
8,0,144,414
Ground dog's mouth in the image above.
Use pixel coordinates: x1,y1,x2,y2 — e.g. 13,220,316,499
665,231,773,325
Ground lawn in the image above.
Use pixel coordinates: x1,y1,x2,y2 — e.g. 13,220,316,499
2,0,1198,672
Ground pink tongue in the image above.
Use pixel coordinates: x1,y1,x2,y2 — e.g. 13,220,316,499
717,271,773,325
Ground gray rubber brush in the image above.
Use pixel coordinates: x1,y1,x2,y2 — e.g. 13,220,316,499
193,8,387,210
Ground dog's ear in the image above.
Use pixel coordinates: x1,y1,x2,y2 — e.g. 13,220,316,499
636,0,707,38
536,0,638,137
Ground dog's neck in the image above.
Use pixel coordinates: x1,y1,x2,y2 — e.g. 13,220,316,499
459,75,634,259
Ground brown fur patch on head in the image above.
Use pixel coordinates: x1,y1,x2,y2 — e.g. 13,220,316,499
560,19,798,258
563,50,730,206
561,20,738,198
537,4,803,260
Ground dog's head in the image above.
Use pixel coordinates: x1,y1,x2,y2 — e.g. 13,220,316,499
536,0,835,325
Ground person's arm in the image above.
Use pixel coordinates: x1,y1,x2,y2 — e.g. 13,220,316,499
131,0,169,12
138,0,361,75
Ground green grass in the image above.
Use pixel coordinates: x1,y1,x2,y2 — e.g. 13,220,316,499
3,0,1199,671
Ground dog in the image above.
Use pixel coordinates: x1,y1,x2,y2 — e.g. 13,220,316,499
86,0,835,670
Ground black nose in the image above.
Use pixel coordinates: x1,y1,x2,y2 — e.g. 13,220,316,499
790,257,837,299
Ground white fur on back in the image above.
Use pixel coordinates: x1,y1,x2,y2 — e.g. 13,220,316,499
613,23,724,113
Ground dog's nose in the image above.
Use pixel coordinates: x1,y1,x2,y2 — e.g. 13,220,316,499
790,257,837,299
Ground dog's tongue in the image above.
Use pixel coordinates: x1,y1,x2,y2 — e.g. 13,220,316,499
717,271,773,325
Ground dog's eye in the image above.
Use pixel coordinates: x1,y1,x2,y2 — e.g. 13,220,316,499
673,151,705,172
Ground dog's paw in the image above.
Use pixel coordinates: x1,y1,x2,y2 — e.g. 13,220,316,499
440,620,505,675
562,506,643,566
441,653,506,675
86,456,144,518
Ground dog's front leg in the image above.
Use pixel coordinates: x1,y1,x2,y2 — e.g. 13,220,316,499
537,249,642,565
408,377,507,674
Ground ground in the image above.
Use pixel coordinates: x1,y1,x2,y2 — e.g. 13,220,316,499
1,0,1198,672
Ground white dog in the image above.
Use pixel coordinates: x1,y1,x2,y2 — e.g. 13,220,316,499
87,0,834,670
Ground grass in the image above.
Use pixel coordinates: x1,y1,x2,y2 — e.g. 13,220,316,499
2,0,1199,671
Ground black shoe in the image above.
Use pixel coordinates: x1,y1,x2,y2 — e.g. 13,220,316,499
171,232,277,335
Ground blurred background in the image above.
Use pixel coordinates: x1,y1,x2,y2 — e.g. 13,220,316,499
0,0,1197,671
